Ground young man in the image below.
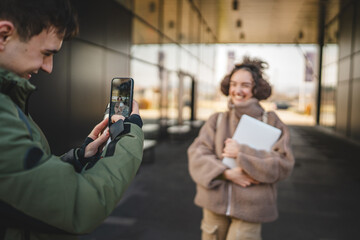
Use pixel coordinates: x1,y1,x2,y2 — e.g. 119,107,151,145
0,0,144,239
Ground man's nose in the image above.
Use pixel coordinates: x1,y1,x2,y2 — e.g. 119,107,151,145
41,56,53,74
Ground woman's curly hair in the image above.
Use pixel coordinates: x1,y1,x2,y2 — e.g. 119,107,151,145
220,56,272,100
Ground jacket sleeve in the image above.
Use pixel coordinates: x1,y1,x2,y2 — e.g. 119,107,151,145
235,112,295,183
60,114,144,173
0,96,144,234
188,113,228,189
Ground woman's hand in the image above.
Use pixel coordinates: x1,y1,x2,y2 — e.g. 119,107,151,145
222,138,240,159
84,118,110,158
223,167,260,187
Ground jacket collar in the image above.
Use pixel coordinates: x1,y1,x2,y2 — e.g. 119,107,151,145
228,98,264,119
0,67,36,112
225,98,265,138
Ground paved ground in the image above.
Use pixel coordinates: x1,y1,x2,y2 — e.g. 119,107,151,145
80,125,360,240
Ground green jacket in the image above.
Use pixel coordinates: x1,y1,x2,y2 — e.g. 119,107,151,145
0,68,144,239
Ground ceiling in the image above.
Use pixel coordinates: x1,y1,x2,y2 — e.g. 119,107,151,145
217,0,320,44
117,0,340,44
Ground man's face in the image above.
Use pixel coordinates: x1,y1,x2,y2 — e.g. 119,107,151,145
0,27,63,79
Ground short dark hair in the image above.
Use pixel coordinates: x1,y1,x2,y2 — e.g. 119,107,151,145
220,56,272,100
0,0,79,41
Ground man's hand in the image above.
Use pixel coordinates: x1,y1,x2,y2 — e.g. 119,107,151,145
131,100,139,115
222,138,240,159
110,100,139,123
111,115,125,123
223,167,260,187
84,118,110,158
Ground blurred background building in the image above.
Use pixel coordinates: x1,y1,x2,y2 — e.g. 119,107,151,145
29,0,360,154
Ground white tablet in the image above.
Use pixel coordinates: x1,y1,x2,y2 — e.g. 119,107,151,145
222,114,282,168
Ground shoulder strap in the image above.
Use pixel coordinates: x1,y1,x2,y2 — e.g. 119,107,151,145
216,112,223,128
262,111,268,124
15,105,33,140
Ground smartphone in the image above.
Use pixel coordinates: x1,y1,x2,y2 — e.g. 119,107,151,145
109,77,134,126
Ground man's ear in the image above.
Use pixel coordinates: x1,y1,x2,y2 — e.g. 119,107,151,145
0,21,15,51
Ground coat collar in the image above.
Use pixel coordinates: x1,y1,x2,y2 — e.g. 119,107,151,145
228,98,264,119
226,98,265,136
0,67,36,112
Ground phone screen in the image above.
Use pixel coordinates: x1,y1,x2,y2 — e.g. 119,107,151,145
109,78,134,125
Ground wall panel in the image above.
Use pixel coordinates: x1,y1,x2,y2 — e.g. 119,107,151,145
335,82,349,135
29,43,70,153
338,58,351,81
339,5,353,59
29,0,132,154
73,0,107,47
354,0,360,52
350,79,360,139
353,53,360,79
106,1,132,53
69,41,104,139
105,51,131,101
334,0,360,142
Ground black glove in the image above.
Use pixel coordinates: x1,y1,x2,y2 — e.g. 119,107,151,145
60,137,101,172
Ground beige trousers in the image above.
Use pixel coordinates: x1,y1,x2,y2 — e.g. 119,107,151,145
201,208,262,240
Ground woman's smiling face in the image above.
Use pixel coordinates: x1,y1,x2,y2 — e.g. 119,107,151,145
229,69,254,105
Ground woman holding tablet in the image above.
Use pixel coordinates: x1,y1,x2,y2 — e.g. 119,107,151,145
188,56,295,240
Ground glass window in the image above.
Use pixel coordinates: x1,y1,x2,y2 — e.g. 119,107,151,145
131,60,161,120
320,19,339,128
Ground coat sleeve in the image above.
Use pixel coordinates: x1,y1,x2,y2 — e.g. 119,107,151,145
235,112,295,183
0,96,144,234
188,113,228,189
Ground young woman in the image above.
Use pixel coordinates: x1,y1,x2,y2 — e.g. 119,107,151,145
188,56,295,240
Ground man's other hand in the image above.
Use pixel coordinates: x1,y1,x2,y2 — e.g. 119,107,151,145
85,118,110,158
131,100,139,115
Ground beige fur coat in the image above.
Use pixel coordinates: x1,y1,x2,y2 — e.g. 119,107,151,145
187,98,295,223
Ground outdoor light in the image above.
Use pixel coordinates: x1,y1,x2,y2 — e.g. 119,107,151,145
232,0,239,10
168,20,175,29
236,19,242,28
149,2,156,13
240,32,245,39
298,30,304,40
